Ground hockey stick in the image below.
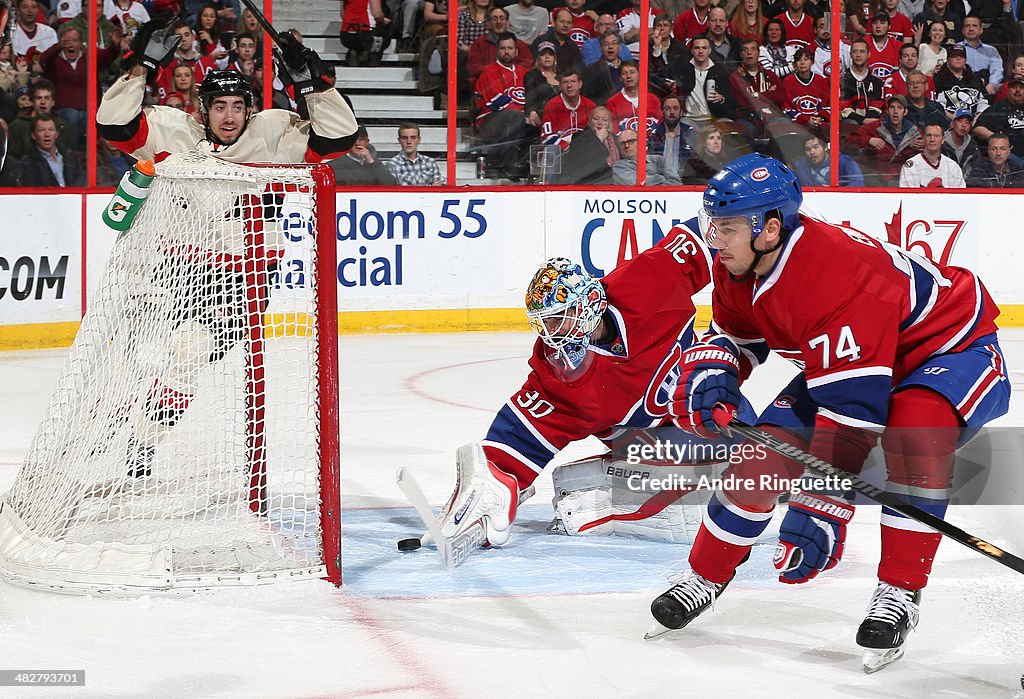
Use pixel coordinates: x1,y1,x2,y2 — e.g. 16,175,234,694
711,407,1024,575
398,483,537,551
395,467,454,567
397,466,503,569
238,0,290,51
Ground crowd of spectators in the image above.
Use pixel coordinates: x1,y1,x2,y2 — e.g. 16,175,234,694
0,0,309,187
413,0,1024,187
451,0,852,184
836,0,1024,187
5,0,1024,188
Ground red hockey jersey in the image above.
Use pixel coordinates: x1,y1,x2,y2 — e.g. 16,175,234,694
541,93,596,149
474,61,527,127
550,8,595,46
672,8,709,44
782,71,831,124
775,11,814,48
605,89,662,133
482,225,713,486
709,215,999,433
868,35,901,82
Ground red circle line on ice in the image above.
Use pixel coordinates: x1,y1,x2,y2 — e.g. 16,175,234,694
403,356,522,412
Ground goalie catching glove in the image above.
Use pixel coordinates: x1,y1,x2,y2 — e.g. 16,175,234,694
274,33,335,116
124,14,182,82
774,491,854,584
669,338,741,439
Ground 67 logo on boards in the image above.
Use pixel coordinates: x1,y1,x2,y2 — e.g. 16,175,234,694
879,203,965,266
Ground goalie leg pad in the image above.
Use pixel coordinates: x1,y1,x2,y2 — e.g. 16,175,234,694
550,455,723,544
438,443,519,548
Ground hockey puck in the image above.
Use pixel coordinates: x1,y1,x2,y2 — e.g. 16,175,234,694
397,538,422,552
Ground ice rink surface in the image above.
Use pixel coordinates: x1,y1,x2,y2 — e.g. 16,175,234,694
1,330,1023,698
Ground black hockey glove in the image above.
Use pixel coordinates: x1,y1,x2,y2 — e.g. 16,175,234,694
125,14,182,82
274,33,335,108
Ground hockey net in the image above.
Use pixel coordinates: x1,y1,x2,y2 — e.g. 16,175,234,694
0,151,340,594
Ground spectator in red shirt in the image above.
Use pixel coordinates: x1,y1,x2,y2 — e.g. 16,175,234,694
468,7,533,86
474,33,532,177
783,47,829,136
605,61,661,133
541,65,595,150
672,0,711,45
878,0,914,41
866,12,901,82
774,0,815,48
730,37,787,139
39,24,121,148
156,22,217,102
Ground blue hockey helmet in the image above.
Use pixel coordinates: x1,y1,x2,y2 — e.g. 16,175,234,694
700,154,802,244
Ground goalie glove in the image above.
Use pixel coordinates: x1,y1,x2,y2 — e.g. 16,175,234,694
774,491,854,584
124,14,181,81
274,33,335,117
668,339,741,439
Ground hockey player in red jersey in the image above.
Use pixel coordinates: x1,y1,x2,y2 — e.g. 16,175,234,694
648,154,1009,673
431,227,758,560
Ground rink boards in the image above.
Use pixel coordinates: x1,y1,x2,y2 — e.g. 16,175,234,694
0,189,1019,349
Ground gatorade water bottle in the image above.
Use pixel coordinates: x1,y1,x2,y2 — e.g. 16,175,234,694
102,160,156,232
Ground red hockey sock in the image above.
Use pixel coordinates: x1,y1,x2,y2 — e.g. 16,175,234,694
877,387,960,590
689,490,774,585
878,526,943,590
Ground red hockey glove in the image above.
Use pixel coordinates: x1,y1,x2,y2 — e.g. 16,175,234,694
669,340,741,439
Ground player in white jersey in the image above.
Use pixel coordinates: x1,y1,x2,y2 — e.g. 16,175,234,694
898,123,966,188
96,17,359,476
97,17,358,163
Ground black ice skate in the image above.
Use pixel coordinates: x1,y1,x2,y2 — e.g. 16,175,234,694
856,581,921,673
645,571,730,639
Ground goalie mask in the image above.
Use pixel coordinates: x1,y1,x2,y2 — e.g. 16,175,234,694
197,70,256,146
525,258,607,373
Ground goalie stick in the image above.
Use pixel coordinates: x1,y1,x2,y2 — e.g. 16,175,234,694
397,483,537,551
712,406,1024,576
396,467,454,567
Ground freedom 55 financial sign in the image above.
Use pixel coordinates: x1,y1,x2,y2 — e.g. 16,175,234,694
332,192,545,311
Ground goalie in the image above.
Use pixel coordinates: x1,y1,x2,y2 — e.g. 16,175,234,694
432,223,759,557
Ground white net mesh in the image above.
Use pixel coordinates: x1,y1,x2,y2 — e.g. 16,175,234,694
0,152,336,594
